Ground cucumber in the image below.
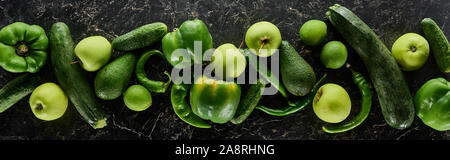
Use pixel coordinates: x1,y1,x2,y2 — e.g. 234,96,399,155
279,40,316,96
95,53,136,100
112,22,167,51
49,22,107,129
421,18,450,73
326,4,414,129
0,74,41,113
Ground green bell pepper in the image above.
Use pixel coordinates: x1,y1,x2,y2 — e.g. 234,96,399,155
414,77,450,131
190,76,241,124
162,19,213,69
0,22,48,73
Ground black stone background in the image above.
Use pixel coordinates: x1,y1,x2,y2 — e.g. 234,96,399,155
0,0,449,140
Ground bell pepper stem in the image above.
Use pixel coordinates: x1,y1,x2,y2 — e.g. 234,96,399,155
15,43,29,57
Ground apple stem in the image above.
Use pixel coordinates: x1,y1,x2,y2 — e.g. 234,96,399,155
70,60,79,64
410,46,417,52
36,103,43,111
315,88,323,102
259,38,269,53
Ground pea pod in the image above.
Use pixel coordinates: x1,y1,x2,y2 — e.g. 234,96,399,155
231,79,266,124
256,74,327,116
136,50,171,93
322,68,372,133
171,83,211,128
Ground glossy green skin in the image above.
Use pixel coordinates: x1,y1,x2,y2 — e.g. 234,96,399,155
0,73,41,113
190,76,241,124
162,19,213,69
123,85,152,112
414,78,450,131
95,53,136,100
112,22,167,51
136,50,171,93
320,41,348,69
171,83,211,128
421,18,450,73
299,20,327,46
323,69,372,133
0,22,48,73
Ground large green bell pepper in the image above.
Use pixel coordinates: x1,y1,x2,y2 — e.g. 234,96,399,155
414,77,450,131
162,19,213,69
0,22,48,73
190,76,241,124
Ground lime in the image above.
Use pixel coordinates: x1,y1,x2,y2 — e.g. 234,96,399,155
320,41,348,69
123,85,152,111
299,20,327,46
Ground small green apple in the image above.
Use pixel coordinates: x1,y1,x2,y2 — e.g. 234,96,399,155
299,19,327,46
123,85,152,112
212,43,247,78
29,83,68,121
391,33,430,71
245,21,282,57
74,36,112,72
313,83,351,123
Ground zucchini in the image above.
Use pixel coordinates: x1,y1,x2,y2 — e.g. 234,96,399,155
0,73,41,113
326,4,414,129
49,22,107,129
421,18,450,73
112,22,167,51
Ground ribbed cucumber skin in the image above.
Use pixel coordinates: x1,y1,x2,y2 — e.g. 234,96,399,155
95,53,136,100
421,18,450,73
0,74,41,113
326,4,414,129
280,41,316,96
50,22,107,129
112,22,167,51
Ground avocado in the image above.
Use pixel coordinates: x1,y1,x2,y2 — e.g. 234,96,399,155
94,53,137,100
279,41,316,96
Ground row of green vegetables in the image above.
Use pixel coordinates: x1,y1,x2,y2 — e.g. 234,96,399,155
0,4,448,133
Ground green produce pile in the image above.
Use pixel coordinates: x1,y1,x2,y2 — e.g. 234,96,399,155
0,4,449,133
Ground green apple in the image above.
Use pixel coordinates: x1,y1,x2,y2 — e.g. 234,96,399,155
123,85,152,112
391,33,430,71
245,21,282,57
74,36,112,72
299,19,327,46
212,43,247,78
29,83,68,121
320,41,348,69
313,83,351,123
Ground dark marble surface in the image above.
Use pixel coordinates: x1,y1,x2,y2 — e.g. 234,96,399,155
0,0,449,140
